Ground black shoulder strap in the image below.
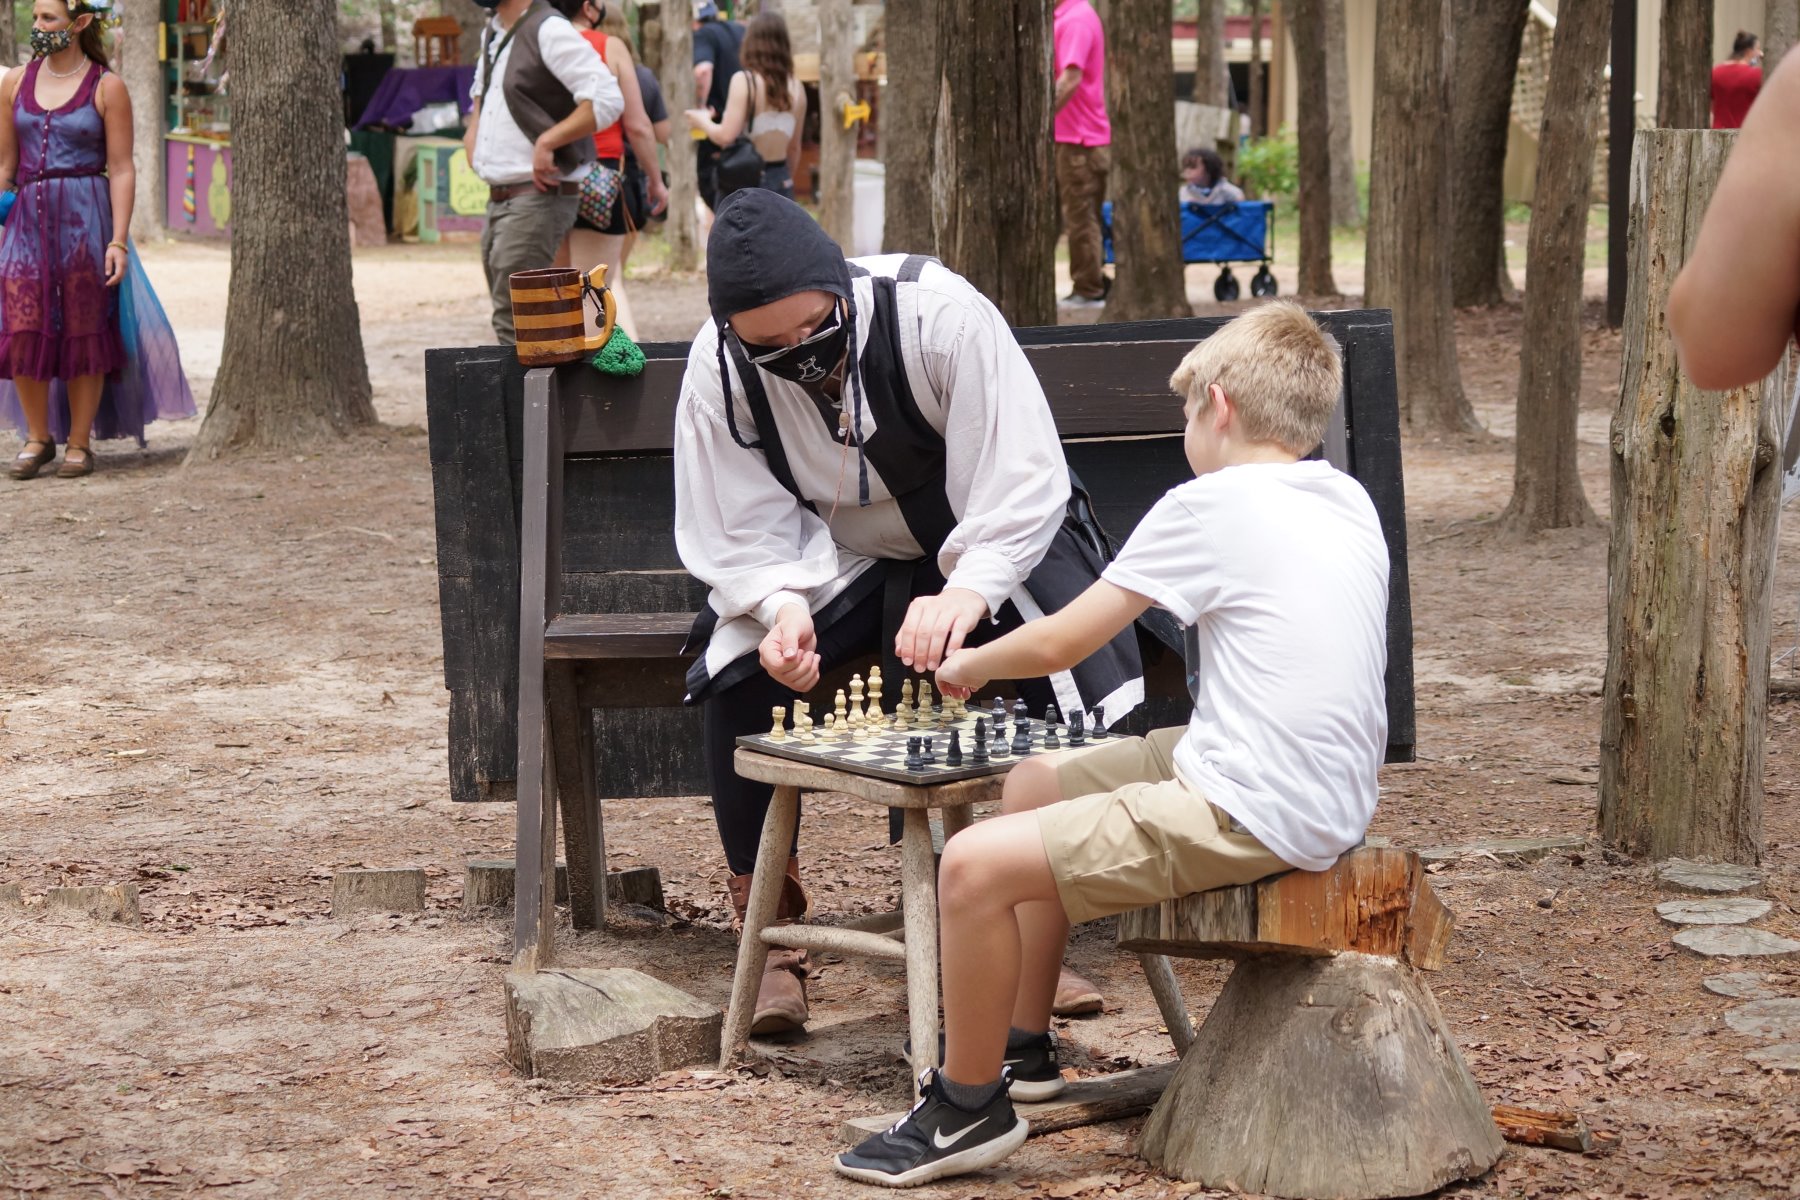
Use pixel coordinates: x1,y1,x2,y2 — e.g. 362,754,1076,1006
724,336,818,515
897,254,937,283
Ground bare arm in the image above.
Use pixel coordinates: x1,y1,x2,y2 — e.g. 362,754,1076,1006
1667,52,1800,389
0,68,23,190
693,61,715,109
1053,65,1082,114
608,37,667,211
689,71,748,146
935,580,1152,696
96,73,134,285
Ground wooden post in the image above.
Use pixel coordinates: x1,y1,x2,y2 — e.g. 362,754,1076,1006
818,0,856,251
1599,129,1788,865
661,8,701,272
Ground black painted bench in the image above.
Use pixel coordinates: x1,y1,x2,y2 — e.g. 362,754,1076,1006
424,312,1416,958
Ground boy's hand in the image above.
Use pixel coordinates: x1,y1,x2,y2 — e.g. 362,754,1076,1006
760,603,820,692
935,648,988,700
896,587,987,671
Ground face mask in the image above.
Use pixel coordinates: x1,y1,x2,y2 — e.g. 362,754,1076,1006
30,29,73,57
472,0,503,9
740,302,850,387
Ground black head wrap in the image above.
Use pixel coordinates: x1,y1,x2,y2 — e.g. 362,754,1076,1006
706,190,872,505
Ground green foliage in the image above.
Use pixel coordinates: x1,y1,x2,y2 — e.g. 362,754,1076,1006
1235,129,1298,201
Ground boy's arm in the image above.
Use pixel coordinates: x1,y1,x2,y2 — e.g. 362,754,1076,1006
936,580,1152,697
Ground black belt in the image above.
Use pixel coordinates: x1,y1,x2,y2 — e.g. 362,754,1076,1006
20,168,104,185
489,180,581,203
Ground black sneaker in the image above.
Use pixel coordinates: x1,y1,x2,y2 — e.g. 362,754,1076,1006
902,1030,1067,1102
834,1068,1029,1188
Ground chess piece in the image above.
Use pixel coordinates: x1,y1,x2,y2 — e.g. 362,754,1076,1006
1043,707,1061,750
850,674,865,719
922,736,936,764
1091,704,1107,738
1068,709,1086,746
945,729,963,766
992,696,1007,722
868,666,883,723
835,689,850,731
795,700,816,743
769,706,788,741
820,712,839,738
905,736,924,772
1011,714,1032,756
919,679,936,716
1012,698,1030,727
971,717,991,764
895,679,915,729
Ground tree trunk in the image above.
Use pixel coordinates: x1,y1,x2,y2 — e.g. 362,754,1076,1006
1248,0,1264,137
1367,0,1477,433
1194,0,1231,107
1323,0,1360,227
883,0,938,254
1291,0,1338,296
1449,0,1529,308
1501,0,1608,534
441,0,489,64
1103,0,1191,321
1599,128,1787,865
932,0,1054,326
817,0,855,251
0,0,16,68
1767,0,1799,72
660,9,701,272
124,0,165,242
1657,0,1715,127
189,0,373,457
378,0,399,53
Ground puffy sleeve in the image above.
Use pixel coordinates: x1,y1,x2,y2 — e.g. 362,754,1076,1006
924,280,1071,615
674,326,844,628
540,16,625,129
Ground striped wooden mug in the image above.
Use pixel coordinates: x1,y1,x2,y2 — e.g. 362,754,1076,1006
508,264,619,366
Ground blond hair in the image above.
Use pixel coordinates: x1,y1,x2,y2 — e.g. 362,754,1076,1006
1168,301,1342,453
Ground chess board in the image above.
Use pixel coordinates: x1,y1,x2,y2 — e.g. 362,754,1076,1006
737,708,1105,786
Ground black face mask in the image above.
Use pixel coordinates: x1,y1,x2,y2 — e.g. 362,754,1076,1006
738,302,850,387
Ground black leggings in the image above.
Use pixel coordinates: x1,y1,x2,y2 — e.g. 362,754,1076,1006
701,568,1054,876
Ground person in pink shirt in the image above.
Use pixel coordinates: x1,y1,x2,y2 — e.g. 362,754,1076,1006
1053,0,1111,307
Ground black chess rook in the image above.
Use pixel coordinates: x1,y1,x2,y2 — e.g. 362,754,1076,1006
904,736,923,771
1091,704,1108,738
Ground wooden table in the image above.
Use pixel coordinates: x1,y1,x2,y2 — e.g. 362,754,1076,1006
721,748,1006,1097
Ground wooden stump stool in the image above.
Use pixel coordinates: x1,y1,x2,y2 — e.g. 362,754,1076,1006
1118,846,1502,1199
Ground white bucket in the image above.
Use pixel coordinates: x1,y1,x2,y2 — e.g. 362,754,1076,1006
853,160,886,258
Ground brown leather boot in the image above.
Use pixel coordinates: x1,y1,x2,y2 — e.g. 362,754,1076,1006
727,858,810,1035
1053,963,1105,1016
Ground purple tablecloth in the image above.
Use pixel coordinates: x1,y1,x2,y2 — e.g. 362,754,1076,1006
355,65,477,130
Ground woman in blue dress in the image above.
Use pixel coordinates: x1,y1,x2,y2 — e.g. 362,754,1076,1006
3,0,194,480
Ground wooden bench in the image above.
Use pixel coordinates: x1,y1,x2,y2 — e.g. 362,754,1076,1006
1117,847,1503,1199
424,312,1417,960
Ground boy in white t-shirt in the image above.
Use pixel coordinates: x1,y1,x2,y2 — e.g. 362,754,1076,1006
834,301,1391,1188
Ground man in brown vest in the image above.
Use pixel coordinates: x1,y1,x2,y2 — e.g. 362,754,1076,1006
464,0,624,343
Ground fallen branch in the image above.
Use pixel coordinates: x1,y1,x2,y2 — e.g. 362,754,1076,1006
1492,1103,1593,1152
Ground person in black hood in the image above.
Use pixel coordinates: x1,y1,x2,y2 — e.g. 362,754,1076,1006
674,190,1137,1035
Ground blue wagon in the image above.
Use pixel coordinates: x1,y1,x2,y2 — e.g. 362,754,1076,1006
1102,199,1279,301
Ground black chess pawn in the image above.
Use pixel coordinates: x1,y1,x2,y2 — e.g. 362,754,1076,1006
971,717,990,764
1010,716,1032,756
946,729,963,766
1091,704,1108,738
922,736,936,764
1043,708,1061,750
1068,709,1086,746
904,736,924,771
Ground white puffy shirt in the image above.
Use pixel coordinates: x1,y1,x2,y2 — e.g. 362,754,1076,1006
468,13,625,186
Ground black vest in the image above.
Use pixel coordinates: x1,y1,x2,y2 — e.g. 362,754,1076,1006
482,3,596,177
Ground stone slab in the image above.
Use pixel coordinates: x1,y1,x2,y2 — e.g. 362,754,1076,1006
1724,998,1800,1039
1704,972,1786,1000
1656,898,1773,926
504,967,720,1084
331,868,427,917
43,884,141,927
1418,836,1586,865
1673,926,1800,959
1656,859,1764,896
1746,1043,1800,1073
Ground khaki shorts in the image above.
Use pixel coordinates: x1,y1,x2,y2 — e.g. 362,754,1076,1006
1036,727,1293,925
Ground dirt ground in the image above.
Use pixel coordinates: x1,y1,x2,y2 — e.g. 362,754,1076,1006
1,237,1797,1200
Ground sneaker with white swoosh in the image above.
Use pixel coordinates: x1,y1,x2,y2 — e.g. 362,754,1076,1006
833,1067,1029,1187
901,1029,1067,1101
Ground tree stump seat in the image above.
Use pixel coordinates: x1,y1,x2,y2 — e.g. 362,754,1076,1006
1117,846,1502,1199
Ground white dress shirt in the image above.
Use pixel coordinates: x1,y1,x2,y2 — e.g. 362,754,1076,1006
468,12,624,186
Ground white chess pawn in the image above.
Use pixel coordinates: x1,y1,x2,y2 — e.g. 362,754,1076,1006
834,689,850,735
